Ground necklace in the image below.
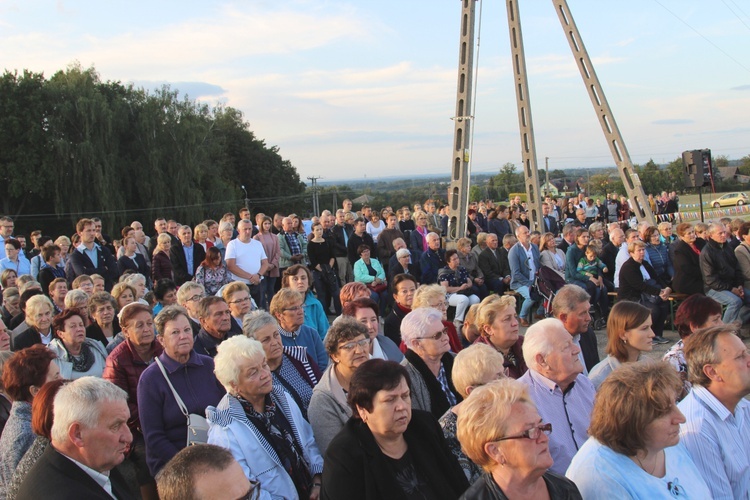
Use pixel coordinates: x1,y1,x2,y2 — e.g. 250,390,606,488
634,450,660,475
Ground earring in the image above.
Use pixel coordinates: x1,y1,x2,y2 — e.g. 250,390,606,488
621,338,627,345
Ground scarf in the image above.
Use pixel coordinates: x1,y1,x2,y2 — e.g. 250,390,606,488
68,342,95,373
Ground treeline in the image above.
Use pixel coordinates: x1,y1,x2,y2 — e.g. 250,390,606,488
0,64,306,236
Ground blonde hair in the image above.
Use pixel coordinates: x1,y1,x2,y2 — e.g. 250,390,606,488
475,294,516,337
221,281,249,303
452,344,505,399
456,379,534,472
412,284,446,309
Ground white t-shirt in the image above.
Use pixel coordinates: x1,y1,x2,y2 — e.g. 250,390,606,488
225,238,268,284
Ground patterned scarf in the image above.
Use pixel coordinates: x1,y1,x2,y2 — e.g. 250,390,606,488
68,342,95,373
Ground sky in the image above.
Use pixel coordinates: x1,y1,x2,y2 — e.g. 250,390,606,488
2,0,749,182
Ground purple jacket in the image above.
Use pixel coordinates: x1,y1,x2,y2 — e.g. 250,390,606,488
137,350,225,475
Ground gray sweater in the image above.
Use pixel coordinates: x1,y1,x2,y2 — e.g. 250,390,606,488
308,365,351,454
0,401,33,499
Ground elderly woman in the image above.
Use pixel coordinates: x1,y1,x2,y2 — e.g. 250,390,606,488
618,240,671,344
588,301,654,389
151,233,174,283
322,359,469,499
282,264,328,339
308,317,371,452
1,288,19,327
339,281,371,309
671,222,705,295
644,226,673,284
243,310,320,419
353,244,388,311
269,288,327,371
6,378,69,500
658,221,676,244
400,307,462,419
387,247,419,284
474,294,528,379
412,283,463,353
137,305,225,475
440,344,505,484
457,379,581,499
63,289,90,326
85,291,121,349
438,249,481,330
0,345,60,493
383,273,418,346
48,308,108,379
152,278,178,315
13,295,55,351
214,221,234,259
567,362,710,498
104,302,163,498
193,223,213,252
54,235,71,269
342,297,403,362
663,295,722,400
540,232,566,279
111,282,137,311
122,272,148,302
0,239,30,277
306,221,340,316
207,336,323,500
253,215,281,310
456,237,487,298
193,247,232,296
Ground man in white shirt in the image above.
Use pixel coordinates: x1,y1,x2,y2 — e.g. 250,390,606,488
678,324,750,499
16,377,134,499
226,219,268,307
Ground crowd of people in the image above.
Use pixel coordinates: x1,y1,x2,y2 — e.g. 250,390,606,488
0,190,746,499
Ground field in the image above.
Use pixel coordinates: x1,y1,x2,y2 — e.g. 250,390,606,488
669,192,750,224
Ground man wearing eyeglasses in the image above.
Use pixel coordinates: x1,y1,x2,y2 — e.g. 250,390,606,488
176,282,206,337
0,217,13,260
519,318,595,475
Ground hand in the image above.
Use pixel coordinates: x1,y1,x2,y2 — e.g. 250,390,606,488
309,484,321,500
503,276,511,284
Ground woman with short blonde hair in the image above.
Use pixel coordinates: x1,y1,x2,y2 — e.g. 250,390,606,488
474,294,527,379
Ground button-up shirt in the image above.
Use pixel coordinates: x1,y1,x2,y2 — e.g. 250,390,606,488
64,454,115,499
519,369,595,475
678,385,750,499
182,244,194,276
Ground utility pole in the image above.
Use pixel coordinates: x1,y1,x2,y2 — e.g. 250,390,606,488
240,185,250,214
307,176,321,216
545,157,550,197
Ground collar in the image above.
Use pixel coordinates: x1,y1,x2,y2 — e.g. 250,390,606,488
278,324,299,338
76,242,100,253
528,368,576,394
691,385,739,421
58,451,112,495
158,350,205,372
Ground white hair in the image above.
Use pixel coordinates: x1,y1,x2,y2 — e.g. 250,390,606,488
396,248,410,259
123,273,146,286
522,318,567,369
51,377,128,443
400,307,443,349
213,336,266,393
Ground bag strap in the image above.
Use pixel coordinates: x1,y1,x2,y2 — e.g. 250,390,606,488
155,357,189,418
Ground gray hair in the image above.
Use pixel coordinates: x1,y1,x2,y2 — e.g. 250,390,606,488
708,223,725,236
64,289,89,308
243,310,277,339
551,285,591,317
213,336,266,394
177,282,205,306
219,221,234,232
51,377,128,443
25,295,53,328
426,232,440,242
522,318,567,369
19,280,42,295
396,248,410,259
324,316,369,355
400,307,444,349
154,305,190,337
122,273,146,287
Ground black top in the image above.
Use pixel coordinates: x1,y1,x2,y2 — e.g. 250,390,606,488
460,471,582,500
307,239,334,269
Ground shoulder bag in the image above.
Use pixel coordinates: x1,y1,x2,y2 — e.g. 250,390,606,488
155,357,210,446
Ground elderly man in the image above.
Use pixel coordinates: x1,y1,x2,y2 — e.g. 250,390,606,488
17,377,134,499
193,297,236,358
331,209,353,285
551,285,600,373
700,222,748,323
679,324,750,499
508,225,541,327
226,219,269,307
477,233,511,295
148,217,177,256
519,318,595,475
419,232,445,285
176,282,206,336
156,444,257,500
278,216,307,277
601,227,624,284
557,223,577,255
169,225,206,287
572,208,588,229
540,202,558,236
67,218,120,291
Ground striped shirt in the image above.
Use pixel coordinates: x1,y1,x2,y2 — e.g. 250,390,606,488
519,370,595,475
678,385,750,499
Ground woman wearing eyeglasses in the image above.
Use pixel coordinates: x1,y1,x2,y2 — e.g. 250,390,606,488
400,307,462,420
566,362,710,499
208,335,323,500
322,359,469,500
457,378,581,499
270,289,327,372
308,317,372,453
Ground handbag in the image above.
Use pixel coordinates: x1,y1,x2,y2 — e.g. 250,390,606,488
368,283,388,294
155,357,210,446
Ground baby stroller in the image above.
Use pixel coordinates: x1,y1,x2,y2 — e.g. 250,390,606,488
536,266,566,318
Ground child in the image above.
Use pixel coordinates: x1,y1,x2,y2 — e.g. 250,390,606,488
577,244,608,279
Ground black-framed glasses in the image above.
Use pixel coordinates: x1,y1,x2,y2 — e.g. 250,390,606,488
229,296,251,305
497,423,552,441
416,328,447,341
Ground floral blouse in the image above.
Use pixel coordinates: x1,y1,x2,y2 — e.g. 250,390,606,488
194,262,232,295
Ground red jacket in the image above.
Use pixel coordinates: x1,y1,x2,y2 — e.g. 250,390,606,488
103,338,164,434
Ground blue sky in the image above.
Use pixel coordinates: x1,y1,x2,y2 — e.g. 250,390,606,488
2,0,749,181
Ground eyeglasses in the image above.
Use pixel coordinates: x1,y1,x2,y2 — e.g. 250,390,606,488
429,301,448,310
229,296,251,305
186,294,204,303
338,338,371,351
283,305,306,312
238,479,261,500
416,328,447,341
497,423,552,442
